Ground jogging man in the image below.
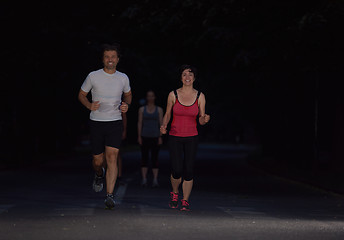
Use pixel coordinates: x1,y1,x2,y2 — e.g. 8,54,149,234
78,43,132,209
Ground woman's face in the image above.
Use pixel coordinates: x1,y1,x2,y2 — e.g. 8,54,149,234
146,91,156,103
181,69,195,86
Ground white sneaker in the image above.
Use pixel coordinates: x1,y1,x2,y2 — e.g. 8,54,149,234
92,167,105,192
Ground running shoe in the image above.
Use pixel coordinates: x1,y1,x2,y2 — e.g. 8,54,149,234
92,167,105,192
141,178,148,188
169,192,179,209
104,193,115,209
180,199,190,211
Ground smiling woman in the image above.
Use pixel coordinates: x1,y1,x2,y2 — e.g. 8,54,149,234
160,64,210,211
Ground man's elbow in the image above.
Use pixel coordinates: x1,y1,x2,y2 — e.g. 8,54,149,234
78,92,82,102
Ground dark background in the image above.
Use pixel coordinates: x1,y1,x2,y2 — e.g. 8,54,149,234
1,0,344,192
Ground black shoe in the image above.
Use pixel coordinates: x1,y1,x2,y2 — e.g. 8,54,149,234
104,194,115,209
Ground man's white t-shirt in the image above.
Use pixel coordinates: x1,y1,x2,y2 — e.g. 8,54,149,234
81,69,131,122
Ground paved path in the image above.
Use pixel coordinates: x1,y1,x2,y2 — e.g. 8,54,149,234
1,144,344,240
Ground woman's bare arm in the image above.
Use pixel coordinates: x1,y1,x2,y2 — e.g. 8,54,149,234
198,92,210,125
160,91,175,134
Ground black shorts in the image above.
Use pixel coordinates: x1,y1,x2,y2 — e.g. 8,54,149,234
89,120,123,155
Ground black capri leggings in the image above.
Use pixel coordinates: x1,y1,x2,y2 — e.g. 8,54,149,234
168,135,198,181
141,137,160,168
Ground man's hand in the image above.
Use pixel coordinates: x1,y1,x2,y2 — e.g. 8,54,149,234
89,101,100,111
120,102,129,113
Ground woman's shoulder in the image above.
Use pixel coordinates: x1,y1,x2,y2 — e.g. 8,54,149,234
168,90,177,98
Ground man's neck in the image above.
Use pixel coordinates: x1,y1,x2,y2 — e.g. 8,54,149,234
103,68,116,74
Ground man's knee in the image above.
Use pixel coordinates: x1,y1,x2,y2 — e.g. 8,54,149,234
93,153,104,166
105,147,119,164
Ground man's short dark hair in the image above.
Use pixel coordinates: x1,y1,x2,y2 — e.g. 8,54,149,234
102,43,121,58
179,64,197,79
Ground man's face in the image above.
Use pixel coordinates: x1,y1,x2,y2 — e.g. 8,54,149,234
103,50,119,70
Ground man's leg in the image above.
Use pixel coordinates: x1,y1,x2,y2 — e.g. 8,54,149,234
118,150,122,178
92,153,105,192
93,153,104,176
105,146,119,194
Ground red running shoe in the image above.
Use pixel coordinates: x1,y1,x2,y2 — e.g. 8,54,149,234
180,199,190,211
169,192,179,208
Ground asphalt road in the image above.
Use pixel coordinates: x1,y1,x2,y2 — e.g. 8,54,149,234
1,144,344,240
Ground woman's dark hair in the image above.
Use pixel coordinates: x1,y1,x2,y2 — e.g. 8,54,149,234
179,64,197,79
102,43,121,58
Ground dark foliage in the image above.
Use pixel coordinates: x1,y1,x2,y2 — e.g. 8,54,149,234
1,0,344,179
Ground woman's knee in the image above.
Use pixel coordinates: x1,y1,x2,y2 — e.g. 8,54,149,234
172,171,182,180
183,175,194,181
183,170,194,181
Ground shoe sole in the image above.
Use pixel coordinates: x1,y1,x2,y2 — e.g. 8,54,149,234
180,208,190,211
93,183,103,192
169,203,179,209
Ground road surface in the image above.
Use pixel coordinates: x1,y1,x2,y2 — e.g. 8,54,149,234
1,144,344,240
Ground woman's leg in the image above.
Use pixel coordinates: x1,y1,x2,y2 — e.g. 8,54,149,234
182,180,193,201
171,175,182,193
151,138,160,184
182,136,199,201
140,137,149,184
169,136,183,193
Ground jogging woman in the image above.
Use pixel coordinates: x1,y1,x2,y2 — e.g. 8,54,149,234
160,65,210,211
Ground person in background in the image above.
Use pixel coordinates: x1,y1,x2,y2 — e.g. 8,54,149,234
137,90,163,188
160,65,210,211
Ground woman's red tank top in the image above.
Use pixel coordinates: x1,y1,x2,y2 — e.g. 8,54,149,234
169,90,200,137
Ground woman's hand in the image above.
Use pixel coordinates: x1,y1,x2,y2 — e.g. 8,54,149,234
199,114,210,125
138,136,142,145
160,125,167,135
